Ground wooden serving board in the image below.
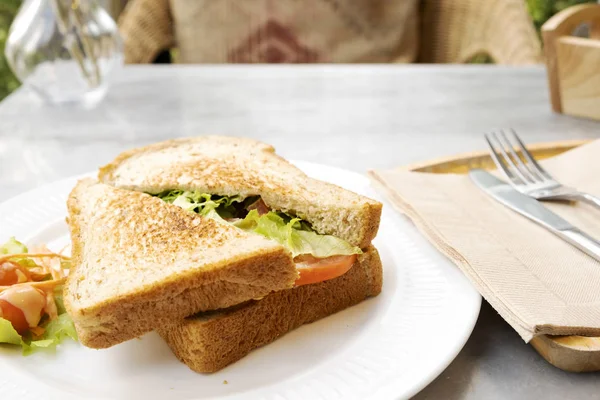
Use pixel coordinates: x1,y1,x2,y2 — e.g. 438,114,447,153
404,138,599,373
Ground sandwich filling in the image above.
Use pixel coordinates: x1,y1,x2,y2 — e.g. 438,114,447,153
153,190,362,286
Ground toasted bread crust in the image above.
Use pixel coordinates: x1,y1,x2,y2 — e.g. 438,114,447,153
157,246,383,373
98,136,382,249
65,179,297,349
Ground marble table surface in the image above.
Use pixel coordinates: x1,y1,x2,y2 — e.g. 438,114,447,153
0,65,599,399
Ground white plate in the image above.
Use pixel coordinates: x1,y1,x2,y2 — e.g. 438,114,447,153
0,161,480,400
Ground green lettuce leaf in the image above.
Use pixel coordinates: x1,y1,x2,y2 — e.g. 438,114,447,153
235,210,361,258
24,339,54,352
0,305,78,354
0,318,23,345
293,230,362,258
23,313,78,355
196,199,223,221
171,193,207,212
0,237,37,268
53,286,67,315
156,189,185,203
60,259,72,271
0,237,28,255
156,191,361,258
159,190,245,221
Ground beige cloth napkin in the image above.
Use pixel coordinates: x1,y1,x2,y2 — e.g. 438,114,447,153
369,140,600,342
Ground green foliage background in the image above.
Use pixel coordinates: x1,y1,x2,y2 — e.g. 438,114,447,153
0,0,21,101
525,0,596,31
0,0,596,100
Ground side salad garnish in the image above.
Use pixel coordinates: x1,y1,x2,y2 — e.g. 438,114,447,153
0,238,77,354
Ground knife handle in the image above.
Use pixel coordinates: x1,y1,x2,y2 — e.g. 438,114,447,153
560,228,600,262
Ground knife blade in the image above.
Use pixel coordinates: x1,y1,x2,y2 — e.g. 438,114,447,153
469,169,600,262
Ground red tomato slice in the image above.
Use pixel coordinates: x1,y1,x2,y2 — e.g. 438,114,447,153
0,286,47,335
0,261,31,286
0,299,29,335
294,254,357,286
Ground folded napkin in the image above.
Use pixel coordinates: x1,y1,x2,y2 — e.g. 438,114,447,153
370,140,600,341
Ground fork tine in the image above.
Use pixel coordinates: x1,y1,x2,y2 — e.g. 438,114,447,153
498,129,537,183
502,130,545,182
509,129,553,181
489,132,531,185
484,133,524,185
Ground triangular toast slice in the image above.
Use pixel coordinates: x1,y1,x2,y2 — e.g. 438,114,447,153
64,178,297,349
98,136,382,249
157,246,383,373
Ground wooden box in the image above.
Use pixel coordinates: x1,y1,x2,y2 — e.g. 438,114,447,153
543,4,600,121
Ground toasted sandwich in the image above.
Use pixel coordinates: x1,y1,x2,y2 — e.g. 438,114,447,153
91,136,384,372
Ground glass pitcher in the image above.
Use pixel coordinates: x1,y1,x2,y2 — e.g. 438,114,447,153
4,0,123,106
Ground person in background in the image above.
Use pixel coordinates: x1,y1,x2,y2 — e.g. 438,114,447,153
121,0,543,65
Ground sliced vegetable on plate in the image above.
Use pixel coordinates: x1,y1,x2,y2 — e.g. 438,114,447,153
0,237,77,354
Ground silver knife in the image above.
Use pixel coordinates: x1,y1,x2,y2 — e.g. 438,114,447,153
469,169,600,262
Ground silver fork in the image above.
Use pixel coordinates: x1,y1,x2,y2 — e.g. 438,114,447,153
485,129,600,209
